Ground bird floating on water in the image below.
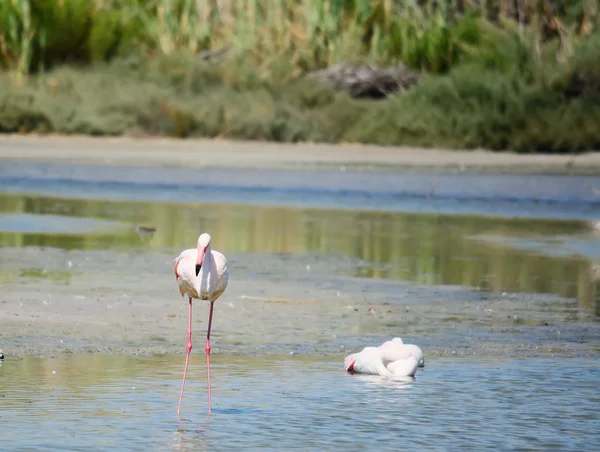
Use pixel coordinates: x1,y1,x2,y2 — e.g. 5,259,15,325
344,338,424,378
171,233,229,417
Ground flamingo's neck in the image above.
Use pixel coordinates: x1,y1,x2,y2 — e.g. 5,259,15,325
203,244,212,269
196,244,213,298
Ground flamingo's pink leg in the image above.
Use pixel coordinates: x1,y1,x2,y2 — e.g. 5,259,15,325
177,297,193,418
205,300,215,415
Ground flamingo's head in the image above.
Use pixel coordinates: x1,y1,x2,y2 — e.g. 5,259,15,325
196,233,211,276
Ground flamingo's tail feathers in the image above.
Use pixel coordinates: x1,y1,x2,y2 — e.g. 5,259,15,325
344,354,356,372
174,258,182,281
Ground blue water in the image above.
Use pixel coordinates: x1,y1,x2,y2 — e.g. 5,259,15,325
0,355,598,451
0,212,124,234
1,160,600,450
1,162,599,220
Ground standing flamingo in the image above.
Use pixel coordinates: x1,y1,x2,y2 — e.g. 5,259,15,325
171,233,229,417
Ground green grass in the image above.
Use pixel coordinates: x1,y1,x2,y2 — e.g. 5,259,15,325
2,35,598,152
0,0,487,75
3,0,598,76
1,0,599,152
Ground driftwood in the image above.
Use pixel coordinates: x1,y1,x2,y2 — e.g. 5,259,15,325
305,63,420,99
192,48,421,99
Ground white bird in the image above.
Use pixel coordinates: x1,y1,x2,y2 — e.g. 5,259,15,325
379,337,425,368
171,232,229,418
344,338,424,378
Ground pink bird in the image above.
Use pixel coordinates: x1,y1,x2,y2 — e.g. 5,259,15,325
344,338,424,377
171,233,229,417
378,337,424,368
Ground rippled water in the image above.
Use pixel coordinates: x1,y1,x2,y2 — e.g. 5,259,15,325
1,354,598,451
1,161,600,219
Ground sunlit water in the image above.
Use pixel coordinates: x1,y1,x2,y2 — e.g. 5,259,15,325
1,162,599,307
1,161,600,219
1,161,599,450
1,354,599,451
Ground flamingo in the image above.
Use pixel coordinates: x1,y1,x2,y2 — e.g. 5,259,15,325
171,233,229,417
379,337,425,368
344,338,424,378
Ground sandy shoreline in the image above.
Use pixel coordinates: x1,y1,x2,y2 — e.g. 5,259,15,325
0,134,599,174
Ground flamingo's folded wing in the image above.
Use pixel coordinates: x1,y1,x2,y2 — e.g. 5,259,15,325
386,357,418,377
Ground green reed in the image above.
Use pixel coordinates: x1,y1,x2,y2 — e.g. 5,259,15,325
1,1,598,152
2,0,598,76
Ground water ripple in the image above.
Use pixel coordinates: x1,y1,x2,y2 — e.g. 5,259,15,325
2,162,599,219
1,355,598,451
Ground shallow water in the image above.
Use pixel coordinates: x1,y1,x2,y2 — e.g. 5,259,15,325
1,185,599,308
2,161,600,219
1,160,599,450
1,354,598,451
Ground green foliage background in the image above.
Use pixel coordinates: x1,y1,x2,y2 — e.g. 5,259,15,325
1,0,599,152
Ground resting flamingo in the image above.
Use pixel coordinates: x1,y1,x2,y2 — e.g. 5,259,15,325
171,233,229,417
378,337,424,368
344,338,424,377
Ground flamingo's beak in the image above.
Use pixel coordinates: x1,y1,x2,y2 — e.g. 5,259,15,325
195,247,205,276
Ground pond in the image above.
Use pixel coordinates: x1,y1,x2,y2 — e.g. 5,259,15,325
0,160,599,449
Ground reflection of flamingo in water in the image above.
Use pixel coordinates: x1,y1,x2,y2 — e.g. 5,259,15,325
171,233,229,417
344,338,424,377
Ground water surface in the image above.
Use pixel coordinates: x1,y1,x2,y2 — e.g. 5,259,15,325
1,354,598,451
1,161,599,219
1,160,599,450
1,189,598,308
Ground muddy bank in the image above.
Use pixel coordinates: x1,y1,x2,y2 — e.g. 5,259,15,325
1,246,598,360
0,135,599,175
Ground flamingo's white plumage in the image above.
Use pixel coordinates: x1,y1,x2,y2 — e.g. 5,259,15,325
171,232,229,417
344,338,424,378
379,337,424,368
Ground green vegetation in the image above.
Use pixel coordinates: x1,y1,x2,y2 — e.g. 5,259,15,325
1,0,599,152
